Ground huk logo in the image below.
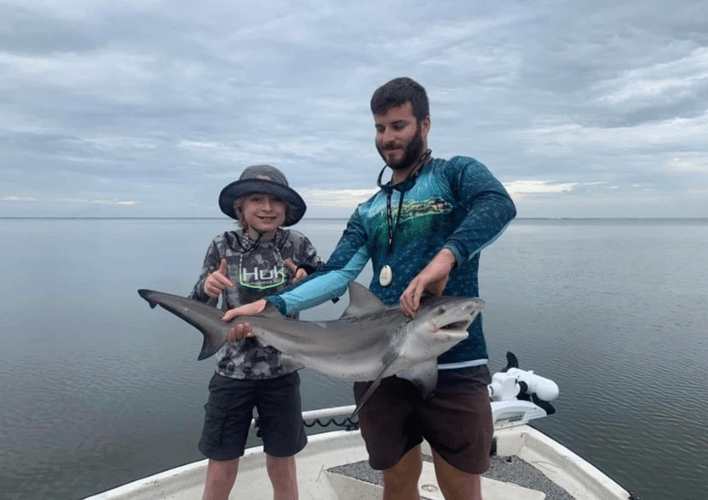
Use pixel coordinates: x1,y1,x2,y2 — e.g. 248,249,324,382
241,266,284,284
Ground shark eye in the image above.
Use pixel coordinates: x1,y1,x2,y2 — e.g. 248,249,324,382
437,306,446,314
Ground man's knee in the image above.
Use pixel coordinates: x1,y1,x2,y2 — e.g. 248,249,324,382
382,446,423,488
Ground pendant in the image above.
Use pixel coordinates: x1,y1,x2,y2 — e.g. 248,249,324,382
379,265,393,287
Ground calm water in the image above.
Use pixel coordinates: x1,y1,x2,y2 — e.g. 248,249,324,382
1,218,706,500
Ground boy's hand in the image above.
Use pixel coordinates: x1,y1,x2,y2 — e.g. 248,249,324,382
285,259,307,283
204,259,234,298
222,299,267,341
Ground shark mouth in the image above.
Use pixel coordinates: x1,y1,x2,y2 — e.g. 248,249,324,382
439,319,473,332
430,302,482,336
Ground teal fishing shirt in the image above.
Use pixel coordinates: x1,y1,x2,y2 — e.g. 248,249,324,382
267,156,516,368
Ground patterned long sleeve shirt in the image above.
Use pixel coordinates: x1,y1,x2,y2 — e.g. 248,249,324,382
189,227,323,379
266,156,516,368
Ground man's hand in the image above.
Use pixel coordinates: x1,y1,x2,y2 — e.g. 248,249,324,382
204,259,235,298
399,248,457,318
222,299,268,341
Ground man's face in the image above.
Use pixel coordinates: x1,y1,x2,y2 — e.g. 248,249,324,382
374,102,430,171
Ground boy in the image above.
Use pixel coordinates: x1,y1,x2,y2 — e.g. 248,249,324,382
188,165,323,500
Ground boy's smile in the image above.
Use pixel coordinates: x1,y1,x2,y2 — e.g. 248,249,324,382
242,194,287,240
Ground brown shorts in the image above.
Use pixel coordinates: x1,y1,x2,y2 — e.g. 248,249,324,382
353,365,493,474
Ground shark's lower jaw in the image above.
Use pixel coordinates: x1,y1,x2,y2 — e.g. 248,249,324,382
433,330,469,342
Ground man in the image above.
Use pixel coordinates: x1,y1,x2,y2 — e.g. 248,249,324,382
224,77,517,500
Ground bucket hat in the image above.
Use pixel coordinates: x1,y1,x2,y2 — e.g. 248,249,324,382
218,165,306,226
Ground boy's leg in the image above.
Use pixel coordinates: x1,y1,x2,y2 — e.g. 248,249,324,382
202,458,239,500
199,374,256,499
256,373,307,499
266,455,298,500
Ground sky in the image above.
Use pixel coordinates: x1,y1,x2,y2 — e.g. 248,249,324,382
2,0,707,219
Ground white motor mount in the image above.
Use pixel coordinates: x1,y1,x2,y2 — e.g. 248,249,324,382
489,368,560,402
488,352,560,428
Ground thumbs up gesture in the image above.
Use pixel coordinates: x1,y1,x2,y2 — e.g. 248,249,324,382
284,259,308,284
204,259,234,298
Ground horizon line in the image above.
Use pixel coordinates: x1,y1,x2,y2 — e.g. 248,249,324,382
2,216,707,221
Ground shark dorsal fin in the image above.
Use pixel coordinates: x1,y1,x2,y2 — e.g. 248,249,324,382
340,281,387,318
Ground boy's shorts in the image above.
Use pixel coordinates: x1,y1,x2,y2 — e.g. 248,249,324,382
198,372,307,461
353,365,493,474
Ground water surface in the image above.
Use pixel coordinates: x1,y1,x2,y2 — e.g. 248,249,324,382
1,218,706,500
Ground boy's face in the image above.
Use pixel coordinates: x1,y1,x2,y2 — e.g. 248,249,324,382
241,193,287,237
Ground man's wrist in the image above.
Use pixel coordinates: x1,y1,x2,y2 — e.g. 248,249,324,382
436,247,458,271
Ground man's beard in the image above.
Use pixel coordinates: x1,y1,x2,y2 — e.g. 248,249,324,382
377,125,425,171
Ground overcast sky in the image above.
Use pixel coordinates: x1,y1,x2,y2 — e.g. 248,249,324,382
2,0,707,219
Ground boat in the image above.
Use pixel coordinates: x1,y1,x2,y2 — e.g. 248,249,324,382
82,356,639,500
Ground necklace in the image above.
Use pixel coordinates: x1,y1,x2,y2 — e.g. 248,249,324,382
237,228,262,252
377,149,432,287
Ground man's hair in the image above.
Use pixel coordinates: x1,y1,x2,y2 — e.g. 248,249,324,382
370,77,429,122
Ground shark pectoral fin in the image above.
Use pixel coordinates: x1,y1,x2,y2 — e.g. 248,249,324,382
351,350,400,418
351,360,440,419
397,359,439,401
351,377,383,419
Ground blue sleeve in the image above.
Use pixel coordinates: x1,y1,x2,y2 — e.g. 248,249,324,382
267,209,371,316
442,157,517,264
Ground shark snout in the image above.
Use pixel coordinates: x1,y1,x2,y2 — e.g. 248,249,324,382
426,298,484,334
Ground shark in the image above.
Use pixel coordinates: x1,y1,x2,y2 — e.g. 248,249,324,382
137,281,484,416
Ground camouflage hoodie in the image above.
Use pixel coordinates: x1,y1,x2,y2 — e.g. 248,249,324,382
189,227,323,379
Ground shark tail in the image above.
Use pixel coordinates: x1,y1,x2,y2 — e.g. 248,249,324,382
138,289,229,360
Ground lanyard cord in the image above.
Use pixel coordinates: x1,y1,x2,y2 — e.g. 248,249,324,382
386,188,406,252
237,229,262,252
381,149,432,253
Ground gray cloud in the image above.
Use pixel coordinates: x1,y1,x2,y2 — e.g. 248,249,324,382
1,0,707,218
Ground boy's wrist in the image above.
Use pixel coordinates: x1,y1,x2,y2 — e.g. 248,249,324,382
295,264,317,275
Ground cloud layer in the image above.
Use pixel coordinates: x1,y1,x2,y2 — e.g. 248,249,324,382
2,0,707,218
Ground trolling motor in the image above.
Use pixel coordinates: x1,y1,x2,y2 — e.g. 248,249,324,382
489,352,560,428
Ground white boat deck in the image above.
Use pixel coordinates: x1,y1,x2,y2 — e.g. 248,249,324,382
83,367,636,500
84,424,630,500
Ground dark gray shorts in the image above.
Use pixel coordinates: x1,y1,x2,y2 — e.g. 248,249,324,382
198,372,307,461
353,365,493,474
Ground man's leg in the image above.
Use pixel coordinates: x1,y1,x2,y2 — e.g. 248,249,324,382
381,445,423,500
266,455,299,500
432,449,483,500
202,458,239,500
418,366,493,500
